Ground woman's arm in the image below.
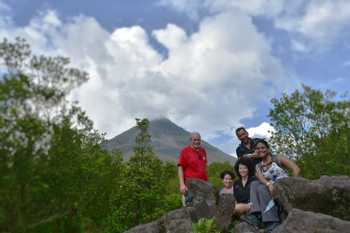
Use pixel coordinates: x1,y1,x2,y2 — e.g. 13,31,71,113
255,167,273,193
277,155,300,177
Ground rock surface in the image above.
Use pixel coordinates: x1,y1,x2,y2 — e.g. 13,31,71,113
126,176,350,233
186,179,217,220
215,193,235,231
235,222,260,233
273,176,350,220
125,179,234,233
274,208,350,233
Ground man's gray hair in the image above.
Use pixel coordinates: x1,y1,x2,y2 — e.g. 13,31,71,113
190,132,201,140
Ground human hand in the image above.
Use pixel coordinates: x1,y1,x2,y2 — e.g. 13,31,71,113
266,182,274,194
250,151,258,159
180,183,188,194
244,152,258,159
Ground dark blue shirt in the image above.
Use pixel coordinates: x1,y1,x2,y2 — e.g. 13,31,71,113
236,138,261,166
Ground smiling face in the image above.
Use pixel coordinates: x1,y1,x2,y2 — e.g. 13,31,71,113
222,174,233,189
236,128,249,144
255,141,269,158
238,164,249,179
190,133,201,149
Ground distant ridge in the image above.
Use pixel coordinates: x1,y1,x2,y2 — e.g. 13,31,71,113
102,118,235,164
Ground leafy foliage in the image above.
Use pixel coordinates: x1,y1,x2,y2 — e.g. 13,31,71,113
0,38,181,233
269,85,350,178
106,118,181,233
192,218,220,233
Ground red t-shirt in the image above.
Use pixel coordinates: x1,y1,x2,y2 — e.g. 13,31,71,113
178,145,208,181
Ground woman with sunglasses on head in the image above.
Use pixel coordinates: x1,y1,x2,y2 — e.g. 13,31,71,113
232,157,256,216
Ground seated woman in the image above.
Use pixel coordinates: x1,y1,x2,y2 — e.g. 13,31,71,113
233,157,256,216
219,170,235,195
247,139,300,232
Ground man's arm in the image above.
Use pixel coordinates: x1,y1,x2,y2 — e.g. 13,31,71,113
178,166,188,194
236,147,243,158
237,146,257,159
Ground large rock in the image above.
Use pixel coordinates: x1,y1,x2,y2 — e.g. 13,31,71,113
186,179,217,220
160,208,193,233
235,222,260,233
125,179,234,233
215,193,235,232
126,176,350,233
124,220,161,233
273,176,350,220
125,208,193,233
274,208,350,233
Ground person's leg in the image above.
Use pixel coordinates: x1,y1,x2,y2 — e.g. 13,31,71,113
242,180,264,227
249,180,262,213
234,203,251,216
256,184,279,223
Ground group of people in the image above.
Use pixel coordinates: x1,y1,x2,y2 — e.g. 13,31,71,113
177,127,300,232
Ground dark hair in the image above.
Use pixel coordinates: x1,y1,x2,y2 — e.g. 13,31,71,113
234,157,255,179
255,138,270,149
220,170,235,180
235,127,247,135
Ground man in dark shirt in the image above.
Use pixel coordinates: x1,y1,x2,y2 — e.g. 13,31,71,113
235,127,261,166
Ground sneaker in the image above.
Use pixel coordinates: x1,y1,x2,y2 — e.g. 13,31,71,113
264,221,280,233
240,213,261,228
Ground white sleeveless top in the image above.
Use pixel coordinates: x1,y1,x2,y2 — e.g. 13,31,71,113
257,157,288,182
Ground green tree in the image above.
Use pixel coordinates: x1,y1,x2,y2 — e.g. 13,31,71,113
269,85,350,178
299,126,350,179
269,85,350,158
0,37,115,232
107,118,180,233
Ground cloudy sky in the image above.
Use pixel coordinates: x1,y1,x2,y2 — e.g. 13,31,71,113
1,0,349,155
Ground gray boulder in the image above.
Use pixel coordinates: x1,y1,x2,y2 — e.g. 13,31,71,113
123,220,161,233
125,179,233,233
274,208,350,233
273,176,350,220
235,222,261,233
126,176,350,233
186,179,217,220
160,208,193,233
215,193,235,232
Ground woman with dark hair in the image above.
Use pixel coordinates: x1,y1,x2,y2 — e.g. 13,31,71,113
219,170,235,195
246,139,300,232
232,157,256,216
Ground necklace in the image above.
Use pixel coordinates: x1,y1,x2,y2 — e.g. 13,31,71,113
261,156,273,172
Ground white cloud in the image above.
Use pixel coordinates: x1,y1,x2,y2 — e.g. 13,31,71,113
161,0,350,52
159,0,287,18
276,0,350,47
0,7,290,151
247,122,275,139
291,40,310,53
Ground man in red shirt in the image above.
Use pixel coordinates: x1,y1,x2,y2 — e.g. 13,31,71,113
178,132,208,202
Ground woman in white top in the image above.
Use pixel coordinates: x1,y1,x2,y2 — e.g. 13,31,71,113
246,139,300,232
255,139,300,194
